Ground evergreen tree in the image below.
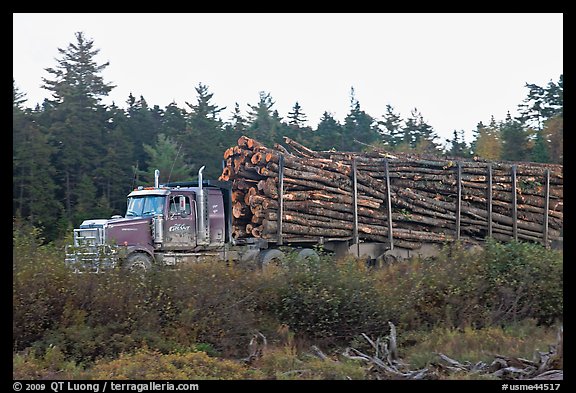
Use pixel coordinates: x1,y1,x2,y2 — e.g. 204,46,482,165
225,102,249,135
222,102,249,150
342,87,380,151
181,83,226,179
161,101,188,140
544,75,563,117
312,111,343,150
94,102,136,213
445,130,471,158
377,104,403,149
74,174,101,223
518,74,563,129
399,108,440,154
134,133,194,186
530,129,549,163
40,31,115,223
246,91,284,147
284,101,313,144
13,82,63,240
125,94,163,172
500,112,528,161
42,32,115,105
469,121,483,154
287,101,308,128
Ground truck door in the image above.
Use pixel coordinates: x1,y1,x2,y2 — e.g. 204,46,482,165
163,193,197,249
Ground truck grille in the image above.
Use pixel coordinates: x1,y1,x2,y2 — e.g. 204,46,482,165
65,227,118,273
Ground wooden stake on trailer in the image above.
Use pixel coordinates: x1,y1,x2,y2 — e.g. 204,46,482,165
544,169,550,247
512,165,518,241
456,161,462,240
352,158,360,257
278,154,285,246
487,163,493,238
384,158,394,251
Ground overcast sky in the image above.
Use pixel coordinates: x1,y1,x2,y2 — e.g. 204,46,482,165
13,13,563,145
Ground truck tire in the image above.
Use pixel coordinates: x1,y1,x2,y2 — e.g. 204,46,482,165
296,248,320,263
123,252,153,273
257,249,285,269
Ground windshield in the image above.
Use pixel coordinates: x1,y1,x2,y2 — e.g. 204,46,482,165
126,196,165,217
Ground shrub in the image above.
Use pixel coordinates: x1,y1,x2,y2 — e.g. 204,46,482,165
148,262,277,357
374,241,488,330
13,346,84,380
87,348,263,380
374,240,563,331
13,223,73,351
261,255,390,346
480,239,563,325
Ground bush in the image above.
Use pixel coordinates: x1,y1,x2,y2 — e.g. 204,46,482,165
13,346,84,380
374,240,563,330
87,348,263,380
13,222,73,351
481,239,563,325
261,255,390,346
146,262,282,357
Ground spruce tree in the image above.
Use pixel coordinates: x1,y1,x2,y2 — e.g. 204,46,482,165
246,91,284,147
13,82,63,240
181,83,226,179
40,31,115,224
313,112,343,150
342,87,379,151
134,133,194,186
287,101,308,128
500,112,528,161
445,130,471,158
378,104,403,149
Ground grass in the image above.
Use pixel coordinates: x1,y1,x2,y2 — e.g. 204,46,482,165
400,319,561,370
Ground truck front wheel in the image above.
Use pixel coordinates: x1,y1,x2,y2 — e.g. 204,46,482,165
123,252,153,273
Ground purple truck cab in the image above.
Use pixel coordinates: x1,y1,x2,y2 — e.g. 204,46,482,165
65,167,231,272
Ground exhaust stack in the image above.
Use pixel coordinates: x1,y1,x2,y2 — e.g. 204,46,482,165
196,166,210,245
154,169,160,188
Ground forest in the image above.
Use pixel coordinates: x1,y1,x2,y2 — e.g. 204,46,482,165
13,31,563,243
12,31,563,381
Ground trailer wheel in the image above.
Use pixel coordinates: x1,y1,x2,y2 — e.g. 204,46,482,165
296,248,320,263
124,252,153,273
384,254,398,264
257,249,285,270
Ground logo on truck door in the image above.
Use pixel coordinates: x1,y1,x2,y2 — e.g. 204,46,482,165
169,224,191,232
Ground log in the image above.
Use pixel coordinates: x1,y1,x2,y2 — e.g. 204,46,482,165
232,201,251,219
220,135,563,246
243,187,258,205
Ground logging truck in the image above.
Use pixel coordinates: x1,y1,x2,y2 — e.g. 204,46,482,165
65,167,388,273
65,136,563,272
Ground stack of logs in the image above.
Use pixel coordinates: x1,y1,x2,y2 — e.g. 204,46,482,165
219,135,563,250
